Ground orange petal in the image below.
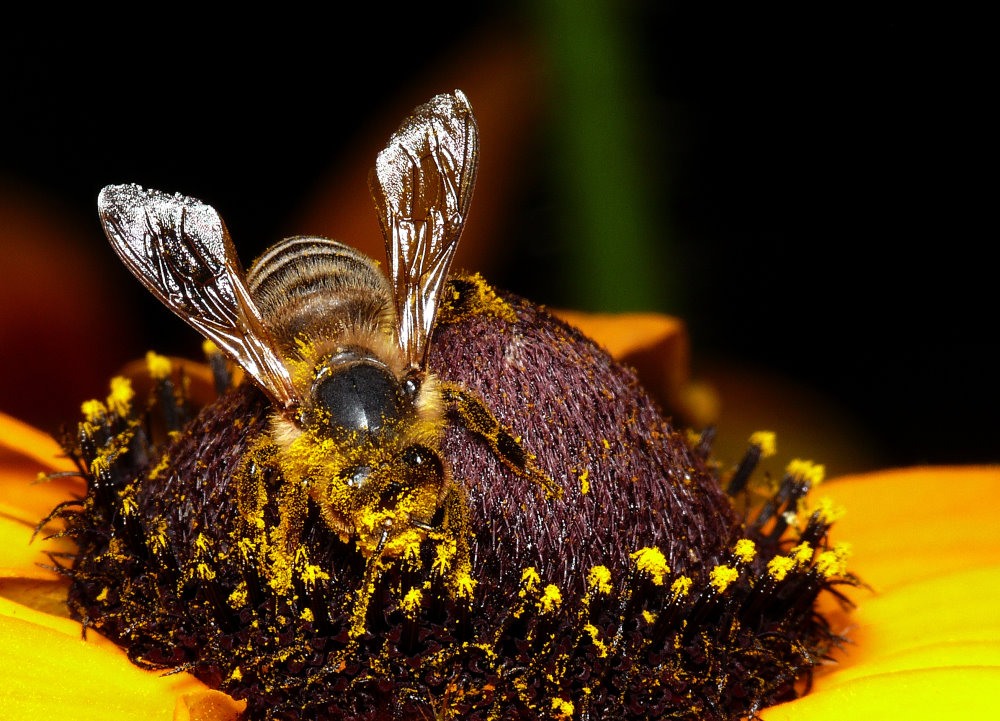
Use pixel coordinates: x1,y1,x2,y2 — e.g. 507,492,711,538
0,596,227,721
174,690,246,721
0,411,75,473
0,417,80,585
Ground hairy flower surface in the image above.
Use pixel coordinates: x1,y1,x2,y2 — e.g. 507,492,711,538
1,314,997,720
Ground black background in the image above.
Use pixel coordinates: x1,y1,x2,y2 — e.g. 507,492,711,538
1,5,992,474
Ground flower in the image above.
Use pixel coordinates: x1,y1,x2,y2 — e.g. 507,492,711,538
1,315,997,720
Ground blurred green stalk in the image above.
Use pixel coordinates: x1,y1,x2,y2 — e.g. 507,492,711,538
533,0,675,313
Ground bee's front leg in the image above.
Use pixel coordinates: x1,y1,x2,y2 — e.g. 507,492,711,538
440,384,561,500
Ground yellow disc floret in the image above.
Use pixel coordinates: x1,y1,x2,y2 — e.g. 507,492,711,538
767,555,795,582
587,565,613,595
106,376,134,417
520,567,541,594
145,350,172,380
733,539,757,564
630,547,669,586
786,459,825,486
749,430,777,457
538,584,562,613
709,565,739,594
670,575,692,599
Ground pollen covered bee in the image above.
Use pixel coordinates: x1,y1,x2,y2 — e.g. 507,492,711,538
97,91,557,589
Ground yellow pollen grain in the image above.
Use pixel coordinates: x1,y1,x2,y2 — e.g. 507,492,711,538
80,399,106,423
551,698,574,718
749,430,777,457
119,492,137,516
106,376,134,417
538,584,562,613
642,610,658,624
300,607,314,622
228,584,248,609
710,565,739,593
583,623,608,658
194,533,210,554
145,350,172,380
816,549,848,578
791,542,813,566
587,565,613,595
96,588,108,602
832,541,853,558
520,567,541,593
300,564,329,588
196,562,216,580
201,339,219,356
671,575,692,599
816,496,845,524
630,547,669,585
229,667,243,682
767,555,795,581
733,539,757,563
786,458,825,486
579,468,590,495
401,587,423,617
455,572,477,599
602,438,610,450
432,539,457,575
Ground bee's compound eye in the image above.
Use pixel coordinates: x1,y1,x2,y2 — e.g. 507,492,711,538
401,444,444,477
313,362,406,438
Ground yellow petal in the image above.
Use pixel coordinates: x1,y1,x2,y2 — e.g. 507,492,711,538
763,467,1000,718
0,596,219,721
821,467,1000,590
762,667,1000,720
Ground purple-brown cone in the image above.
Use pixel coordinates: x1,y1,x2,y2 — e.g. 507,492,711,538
51,278,850,721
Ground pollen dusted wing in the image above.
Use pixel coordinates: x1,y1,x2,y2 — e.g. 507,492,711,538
369,90,479,370
97,184,299,409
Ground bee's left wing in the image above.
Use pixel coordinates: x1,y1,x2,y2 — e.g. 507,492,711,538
369,90,479,371
98,184,300,410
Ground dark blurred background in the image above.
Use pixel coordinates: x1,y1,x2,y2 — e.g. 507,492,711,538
1,5,992,476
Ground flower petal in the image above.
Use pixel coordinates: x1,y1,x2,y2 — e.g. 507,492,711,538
0,411,75,473
761,667,1000,721
0,596,233,721
173,690,246,721
762,467,1000,719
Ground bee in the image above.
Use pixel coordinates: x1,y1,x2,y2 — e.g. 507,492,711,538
97,91,557,589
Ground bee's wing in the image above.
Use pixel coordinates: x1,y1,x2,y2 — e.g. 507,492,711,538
369,90,479,370
98,184,300,410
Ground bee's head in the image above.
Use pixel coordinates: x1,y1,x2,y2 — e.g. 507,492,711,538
345,442,447,557
304,348,416,443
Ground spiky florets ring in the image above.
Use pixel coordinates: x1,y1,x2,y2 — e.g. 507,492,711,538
46,283,856,720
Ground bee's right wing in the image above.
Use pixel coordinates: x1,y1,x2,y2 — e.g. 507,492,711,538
369,90,479,371
98,184,300,411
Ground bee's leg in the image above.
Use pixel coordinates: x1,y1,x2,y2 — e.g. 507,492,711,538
441,385,561,499
433,483,474,596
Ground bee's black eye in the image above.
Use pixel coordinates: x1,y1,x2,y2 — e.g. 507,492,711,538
312,362,406,439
